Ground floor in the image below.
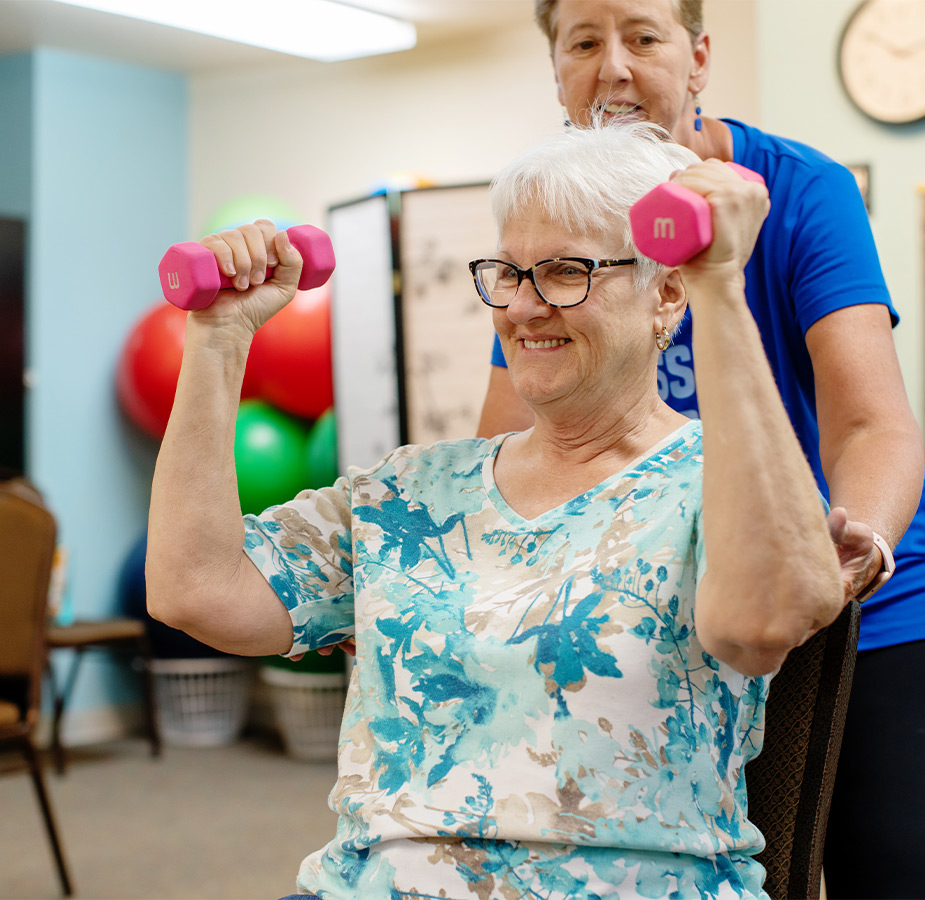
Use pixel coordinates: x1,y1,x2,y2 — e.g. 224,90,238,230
0,732,339,900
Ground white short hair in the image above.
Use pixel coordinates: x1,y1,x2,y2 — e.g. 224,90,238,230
490,119,700,291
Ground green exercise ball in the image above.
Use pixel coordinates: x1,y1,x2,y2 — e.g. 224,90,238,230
201,195,301,237
235,400,311,515
304,407,339,490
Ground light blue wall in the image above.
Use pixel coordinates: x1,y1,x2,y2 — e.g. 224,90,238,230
756,0,925,424
14,48,187,712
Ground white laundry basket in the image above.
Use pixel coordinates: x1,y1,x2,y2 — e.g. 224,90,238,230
151,657,254,747
260,666,347,761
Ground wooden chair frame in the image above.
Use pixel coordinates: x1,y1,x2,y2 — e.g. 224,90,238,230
0,483,74,896
45,618,161,773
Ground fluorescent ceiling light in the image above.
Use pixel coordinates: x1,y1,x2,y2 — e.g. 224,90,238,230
52,0,418,62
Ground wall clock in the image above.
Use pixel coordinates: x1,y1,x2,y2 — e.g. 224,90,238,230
838,0,925,124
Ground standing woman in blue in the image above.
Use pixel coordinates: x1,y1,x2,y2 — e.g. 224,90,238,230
475,2,925,894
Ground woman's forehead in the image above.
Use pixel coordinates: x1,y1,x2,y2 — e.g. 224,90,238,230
500,203,619,245
554,0,682,35
498,220,623,259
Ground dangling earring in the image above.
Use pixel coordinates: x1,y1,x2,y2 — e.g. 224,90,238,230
693,93,703,132
655,326,671,351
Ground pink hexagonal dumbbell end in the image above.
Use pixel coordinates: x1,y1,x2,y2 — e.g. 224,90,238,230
158,224,336,310
629,162,766,267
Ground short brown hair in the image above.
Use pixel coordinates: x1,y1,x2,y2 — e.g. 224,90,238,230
535,0,704,47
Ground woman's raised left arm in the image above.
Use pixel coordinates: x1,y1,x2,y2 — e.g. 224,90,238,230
676,161,845,677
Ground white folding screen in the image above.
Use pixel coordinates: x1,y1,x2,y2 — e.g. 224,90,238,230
328,183,496,474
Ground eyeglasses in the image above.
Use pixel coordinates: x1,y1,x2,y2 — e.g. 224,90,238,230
468,256,636,309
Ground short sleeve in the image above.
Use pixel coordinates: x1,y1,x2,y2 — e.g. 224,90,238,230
788,162,895,333
244,479,356,655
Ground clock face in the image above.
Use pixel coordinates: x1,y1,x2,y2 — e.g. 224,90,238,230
839,0,925,124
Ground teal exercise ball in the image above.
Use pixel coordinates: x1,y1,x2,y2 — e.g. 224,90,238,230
235,400,311,515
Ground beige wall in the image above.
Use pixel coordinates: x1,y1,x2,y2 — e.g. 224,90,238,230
701,0,761,124
189,1,759,233
190,24,561,234
189,0,922,423
757,0,925,425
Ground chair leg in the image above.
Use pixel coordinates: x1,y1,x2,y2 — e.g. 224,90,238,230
49,648,86,775
137,635,162,758
45,656,67,775
24,738,74,896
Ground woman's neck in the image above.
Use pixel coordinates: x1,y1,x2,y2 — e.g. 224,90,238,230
492,397,688,520
529,395,686,466
679,116,734,162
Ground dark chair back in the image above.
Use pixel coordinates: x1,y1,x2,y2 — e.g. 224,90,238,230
745,600,861,900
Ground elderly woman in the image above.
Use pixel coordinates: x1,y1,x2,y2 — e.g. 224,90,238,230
147,121,843,899
476,8,925,892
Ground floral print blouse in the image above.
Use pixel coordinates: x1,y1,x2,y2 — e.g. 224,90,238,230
243,420,770,899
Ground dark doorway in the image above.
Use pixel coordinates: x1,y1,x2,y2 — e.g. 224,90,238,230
0,218,26,475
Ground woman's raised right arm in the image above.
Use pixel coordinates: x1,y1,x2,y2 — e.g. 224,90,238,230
145,223,303,656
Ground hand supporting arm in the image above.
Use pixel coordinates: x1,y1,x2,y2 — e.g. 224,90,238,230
808,304,924,600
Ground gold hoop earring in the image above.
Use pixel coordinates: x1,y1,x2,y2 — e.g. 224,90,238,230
655,326,671,352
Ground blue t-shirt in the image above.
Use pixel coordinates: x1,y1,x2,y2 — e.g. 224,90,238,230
490,119,923,652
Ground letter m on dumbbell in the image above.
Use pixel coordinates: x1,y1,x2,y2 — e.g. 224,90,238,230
166,272,181,290
654,217,675,240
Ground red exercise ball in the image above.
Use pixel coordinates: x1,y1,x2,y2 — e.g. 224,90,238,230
239,355,262,401
245,285,334,419
116,302,187,438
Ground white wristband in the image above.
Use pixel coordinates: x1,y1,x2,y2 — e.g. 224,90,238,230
856,531,895,603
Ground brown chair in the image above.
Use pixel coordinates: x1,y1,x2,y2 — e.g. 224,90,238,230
0,482,74,896
745,599,861,900
46,617,161,773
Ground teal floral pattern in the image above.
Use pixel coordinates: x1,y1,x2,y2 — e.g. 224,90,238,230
243,420,770,899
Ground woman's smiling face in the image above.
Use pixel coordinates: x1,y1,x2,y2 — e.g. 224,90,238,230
552,0,708,142
492,203,663,415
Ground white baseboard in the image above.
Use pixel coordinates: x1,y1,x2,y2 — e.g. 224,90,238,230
36,702,142,749
36,688,278,749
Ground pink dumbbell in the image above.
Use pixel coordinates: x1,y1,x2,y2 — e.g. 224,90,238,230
629,162,765,267
158,224,336,310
